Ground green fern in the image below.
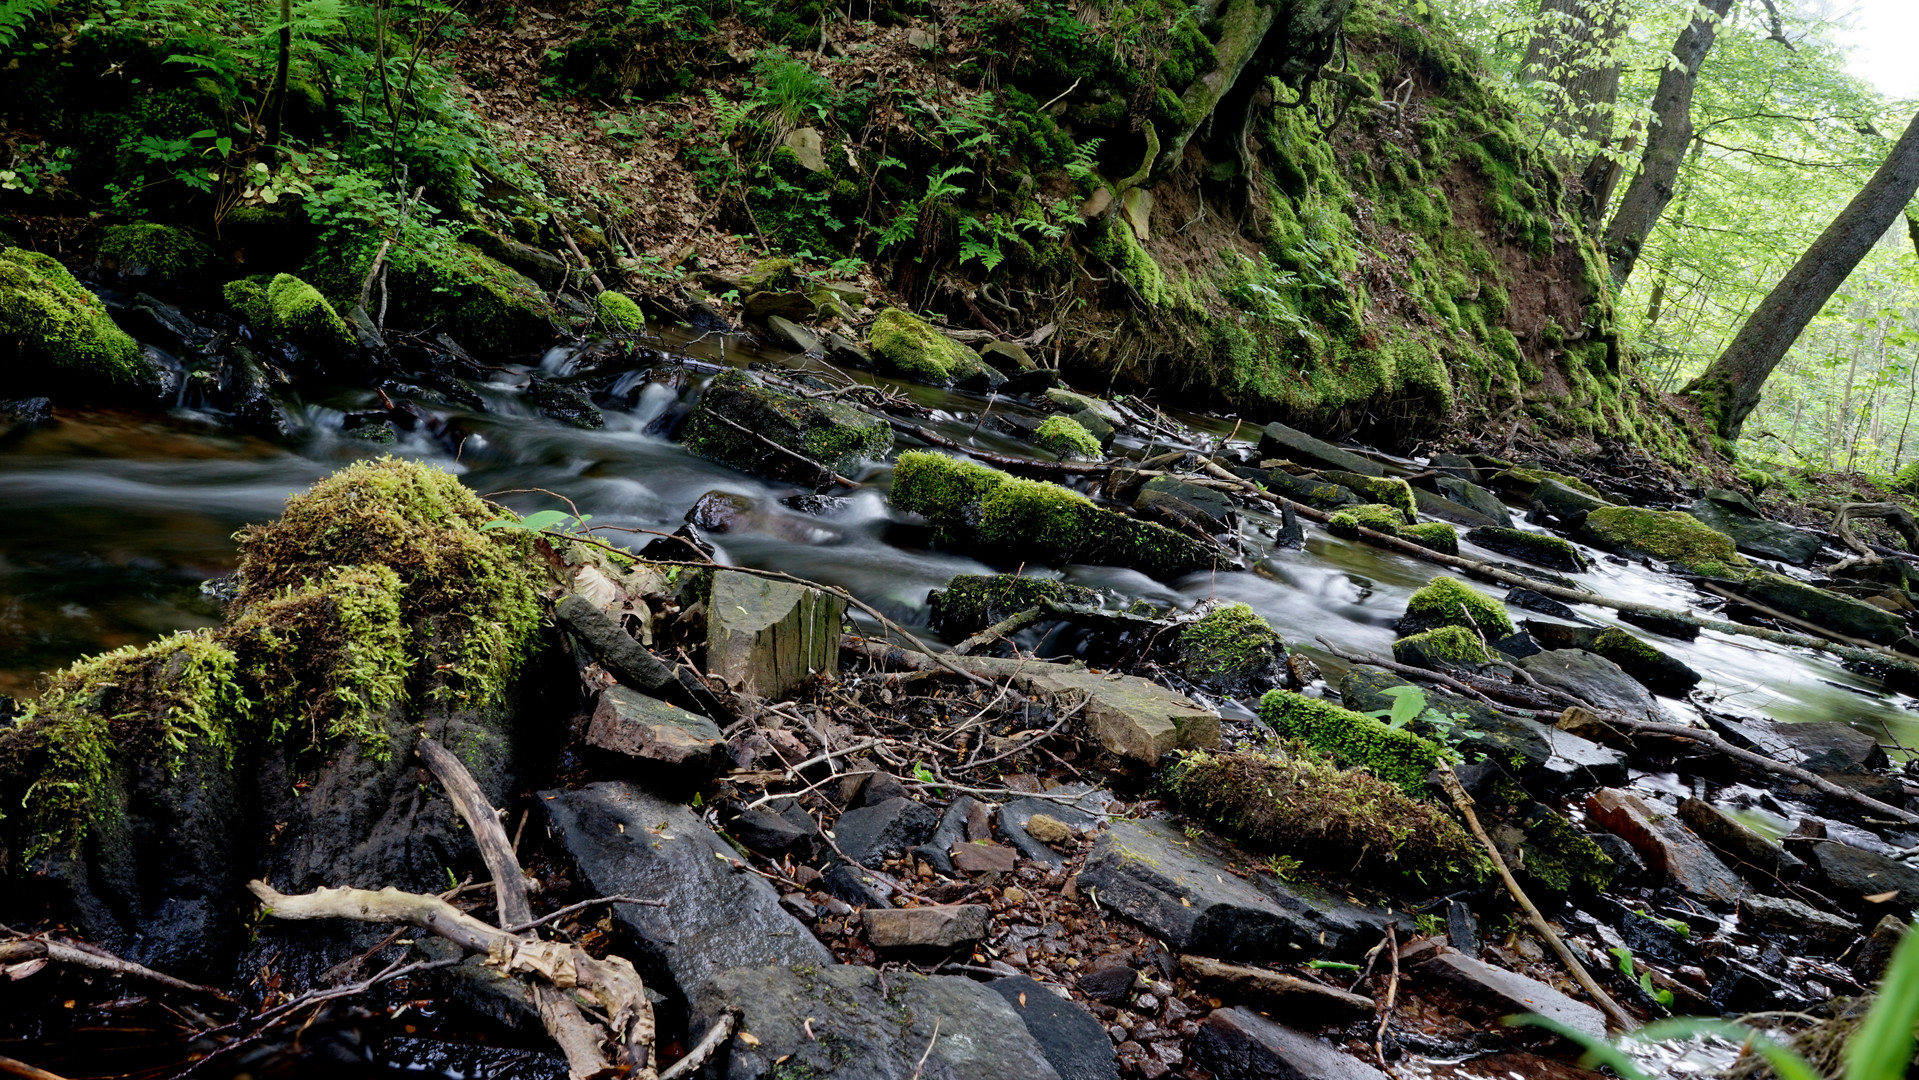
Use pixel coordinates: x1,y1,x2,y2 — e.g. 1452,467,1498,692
0,0,51,52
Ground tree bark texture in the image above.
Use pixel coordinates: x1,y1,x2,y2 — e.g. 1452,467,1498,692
1685,108,1919,444
1601,0,1733,286
1520,0,1627,148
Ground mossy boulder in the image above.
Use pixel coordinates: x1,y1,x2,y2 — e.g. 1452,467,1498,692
1465,526,1584,572
1165,749,1489,887
95,223,218,290
1733,571,1908,646
1399,575,1515,637
1033,414,1103,460
0,247,153,400
926,573,1100,636
1392,625,1492,669
1245,467,1362,510
1579,506,1747,575
1176,603,1287,698
308,240,556,352
682,370,891,486
890,451,1220,578
595,289,646,334
1256,689,1448,795
1480,779,1615,898
867,308,987,385
1403,522,1460,554
1324,471,1415,521
1328,504,1458,554
226,273,356,354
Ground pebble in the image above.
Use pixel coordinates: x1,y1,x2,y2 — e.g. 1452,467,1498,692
1134,993,1160,1014
1002,886,1027,905
1026,813,1075,844
1109,1025,1128,1044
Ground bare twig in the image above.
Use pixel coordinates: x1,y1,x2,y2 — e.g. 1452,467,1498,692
660,1010,739,1080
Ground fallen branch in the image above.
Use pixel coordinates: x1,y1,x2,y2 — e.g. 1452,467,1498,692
1437,766,1636,1034
951,606,1044,656
887,419,1110,475
660,1010,738,1080
1697,581,1889,652
0,924,232,1001
0,1054,70,1080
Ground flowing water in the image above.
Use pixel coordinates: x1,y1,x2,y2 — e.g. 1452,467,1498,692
4,319,1915,759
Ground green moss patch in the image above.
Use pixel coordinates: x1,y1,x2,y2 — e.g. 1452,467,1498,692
1255,689,1448,795
926,573,1099,636
0,247,152,397
1327,473,1416,520
595,290,646,334
1177,603,1286,694
1165,749,1489,887
867,309,985,384
1033,415,1103,460
890,451,1218,578
1392,625,1491,668
1328,503,1408,539
97,223,216,281
1403,522,1460,554
1402,575,1514,637
0,631,250,858
307,241,555,352
1581,506,1746,575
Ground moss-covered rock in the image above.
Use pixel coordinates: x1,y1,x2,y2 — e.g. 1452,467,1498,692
225,273,356,354
1328,503,1408,538
890,451,1220,578
1403,521,1460,554
1256,689,1448,795
1734,571,1908,647
1176,603,1287,697
0,247,153,400
681,370,890,485
1325,472,1416,521
1580,506,1746,575
1165,748,1489,887
926,573,1100,636
867,308,986,385
1033,414,1103,460
1392,625,1492,669
1588,628,1700,697
1400,575,1515,637
1465,525,1584,572
96,223,217,288
308,240,555,352
1491,467,1605,501
1481,778,1614,898
595,289,646,334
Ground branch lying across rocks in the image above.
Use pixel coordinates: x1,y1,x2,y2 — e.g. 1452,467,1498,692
0,924,232,1002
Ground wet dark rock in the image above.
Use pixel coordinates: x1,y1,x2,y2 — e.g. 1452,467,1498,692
1619,906,1696,966
1804,841,1919,912
524,376,604,429
1077,955,1143,1003
1678,798,1806,882
541,781,832,1002
782,492,850,516
1585,788,1744,907
1003,367,1061,395
1077,817,1405,963
691,964,1062,1080
1245,468,1362,510
1738,893,1858,955
1490,631,1542,659
926,573,1101,637
853,771,909,808
1505,587,1581,620
1138,476,1234,529
864,904,989,950
1256,422,1385,477
740,289,816,324
1467,526,1584,572
1618,607,1702,640
824,331,871,367
990,975,1122,1080
1177,956,1375,1020
1711,961,1792,1013
998,789,1107,867
1531,477,1613,520
1413,951,1605,1038
1448,901,1481,958
1590,833,1647,883
731,807,817,859
1522,623,1700,697
1854,914,1907,981
637,521,713,561
1700,716,1888,777
1413,487,1504,528
686,490,755,532
1432,454,1479,482
1731,573,1907,646
764,314,821,353
911,795,981,874
681,369,890,486
0,396,54,439
1518,648,1661,718
1072,408,1117,449
834,796,939,868
1193,1007,1390,1080
823,862,894,908
1436,477,1512,527
1487,798,1617,899
1689,490,1822,567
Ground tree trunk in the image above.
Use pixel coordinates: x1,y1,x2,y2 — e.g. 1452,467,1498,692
1640,136,1703,328
1578,118,1638,233
1684,108,1919,446
1520,0,1627,149
1601,0,1733,287
264,0,291,168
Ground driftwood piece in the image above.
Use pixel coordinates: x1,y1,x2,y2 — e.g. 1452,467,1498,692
1827,502,1919,572
0,923,232,1001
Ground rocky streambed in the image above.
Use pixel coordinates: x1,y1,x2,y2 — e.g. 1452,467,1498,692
2,283,1919,1080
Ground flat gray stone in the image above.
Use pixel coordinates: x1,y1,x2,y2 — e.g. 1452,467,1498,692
1415,951,1605,1038
1518,648,1661,719
691,964,1062,1080
1809,841,1919,910
1256,422,1385,477
864,904,990,950
1415,486,1505,528
541,782,831,1002
782,126,826,171
1193,1007,1389,1080
1738,893,1858,955
584,685,723,766
765,314,821,354
1436,477,1513,527
1689,494,1821,566
834,796,938,868
1678,798,1805,882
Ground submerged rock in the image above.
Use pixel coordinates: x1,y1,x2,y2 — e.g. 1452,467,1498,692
890,451,1223,578
682,369,891,486
1730,571,1907,645
524,375,604,428
1,247,155,401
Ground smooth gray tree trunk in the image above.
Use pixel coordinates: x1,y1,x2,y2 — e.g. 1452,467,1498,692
1685,108,1919,446
1521,0,1627,148
1600,0,1733,286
